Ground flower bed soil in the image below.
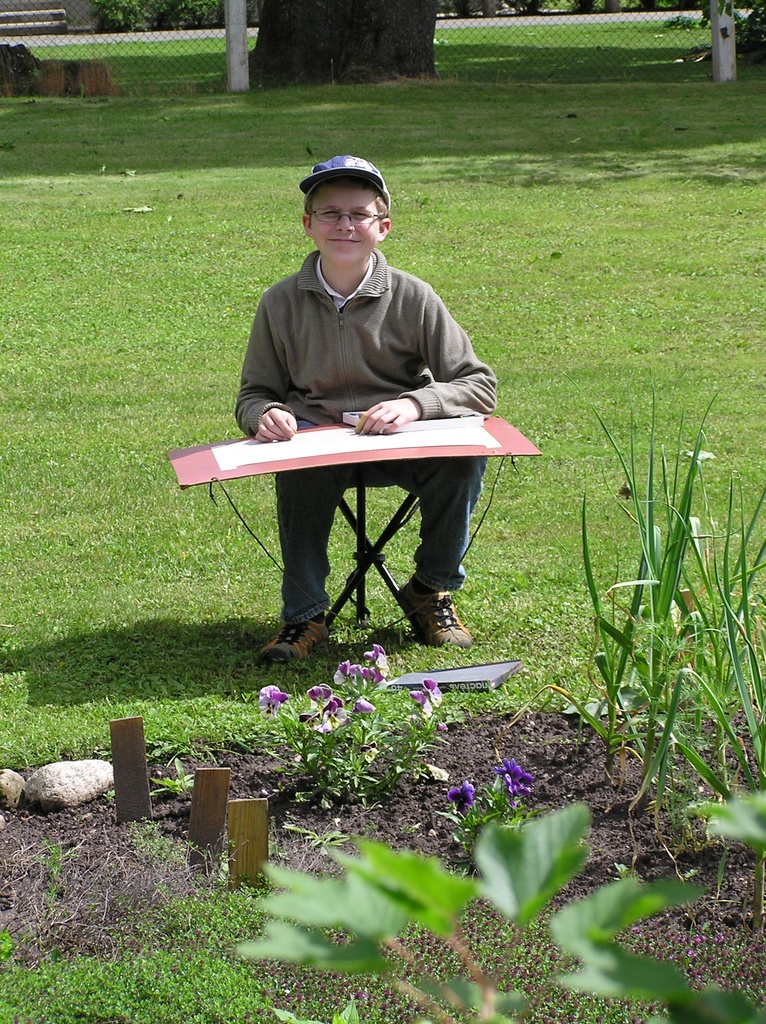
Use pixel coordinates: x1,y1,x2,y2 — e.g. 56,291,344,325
0,712,757,963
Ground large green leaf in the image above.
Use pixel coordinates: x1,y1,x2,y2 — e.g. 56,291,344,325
263,865,408,939
474,805,590,927
551,875,702,1000
558,944,689,999
706,793,766,852
273,1010,326,1024
337,841,479,937
551,876,701,951
667,986,766,1024
238,921,387,973
335,998,361,1024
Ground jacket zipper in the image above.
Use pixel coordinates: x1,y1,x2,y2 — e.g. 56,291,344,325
336,306,358,412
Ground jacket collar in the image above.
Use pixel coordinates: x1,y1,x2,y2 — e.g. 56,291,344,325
298,250,390,298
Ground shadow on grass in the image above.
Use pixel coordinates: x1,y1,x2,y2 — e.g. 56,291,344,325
435,39,715,84
5,617,269,706
4,616,412,707
3,67,766,183
104,38,716,92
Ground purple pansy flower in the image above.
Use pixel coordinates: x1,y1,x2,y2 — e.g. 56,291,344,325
353,696,376,714
422,677,443,708
259,685,289,717
334,660,363,686
447,780,475,815
493,757,533,807
315,695,348,733
410,689,433,718
360,742,378,763
307,684,333,704
361,665,385,684
364,644,389,678
364,643,387,662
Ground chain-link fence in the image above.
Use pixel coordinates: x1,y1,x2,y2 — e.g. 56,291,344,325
1,0,764,96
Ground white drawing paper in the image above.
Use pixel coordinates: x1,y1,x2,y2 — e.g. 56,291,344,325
212,423,500,473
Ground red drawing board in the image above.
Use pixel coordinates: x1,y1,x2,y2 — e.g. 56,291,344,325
167,416,541,489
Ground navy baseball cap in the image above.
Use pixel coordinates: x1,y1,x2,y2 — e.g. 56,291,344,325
299,155,391,209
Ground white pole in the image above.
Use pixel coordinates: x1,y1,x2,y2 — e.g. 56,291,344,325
225,0,250,93
710,0,737,82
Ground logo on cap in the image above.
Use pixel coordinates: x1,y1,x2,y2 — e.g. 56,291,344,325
342,156,373,170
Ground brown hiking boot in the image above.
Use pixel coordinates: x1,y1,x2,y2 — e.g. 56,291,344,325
259,618,329,664
399,580,473,649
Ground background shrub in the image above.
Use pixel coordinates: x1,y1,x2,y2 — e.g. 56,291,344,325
144,0,222,31
738,0,766,53
91,0,223,30
91,0,144,32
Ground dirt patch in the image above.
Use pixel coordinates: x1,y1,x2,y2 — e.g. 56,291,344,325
0,712,756,963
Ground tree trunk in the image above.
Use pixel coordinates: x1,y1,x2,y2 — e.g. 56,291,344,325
0,43,41,97
250,0,437,84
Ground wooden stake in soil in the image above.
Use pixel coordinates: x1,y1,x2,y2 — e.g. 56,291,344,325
110,716,152,823
188,767,231,869
227,798,269,889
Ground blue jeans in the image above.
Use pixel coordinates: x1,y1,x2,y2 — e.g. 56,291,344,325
275,455,487,623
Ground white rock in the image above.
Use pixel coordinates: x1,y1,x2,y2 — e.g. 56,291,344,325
0,769,26,809
25,760,114,812
0,812,5,830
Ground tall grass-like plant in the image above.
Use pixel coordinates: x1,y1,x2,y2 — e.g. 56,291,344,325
675,479,766,927
560,393,715,814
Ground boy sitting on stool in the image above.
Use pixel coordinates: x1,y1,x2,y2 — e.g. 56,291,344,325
235,155,497,664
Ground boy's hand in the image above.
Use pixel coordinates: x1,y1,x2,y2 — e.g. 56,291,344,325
356,398,421,435
257,408,298,442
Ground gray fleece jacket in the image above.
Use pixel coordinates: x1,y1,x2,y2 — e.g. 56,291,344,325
235,250,497,437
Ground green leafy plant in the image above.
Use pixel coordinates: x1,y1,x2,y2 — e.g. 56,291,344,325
127,819,189,866
281,824,352,855
37,840,77,911
143,0,221,30
89,0,220,30
0,929,15,965
239,802,766,1024
150,757,195,798
664,13,703,28
272,998,360,1024
256,645,448,808
439,758,534,859
90,0,145,31
738,0,766,53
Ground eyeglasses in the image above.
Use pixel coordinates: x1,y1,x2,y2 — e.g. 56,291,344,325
310,209,385,227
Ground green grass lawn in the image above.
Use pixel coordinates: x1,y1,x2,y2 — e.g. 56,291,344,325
1,79,766,1023
2,79,765,768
